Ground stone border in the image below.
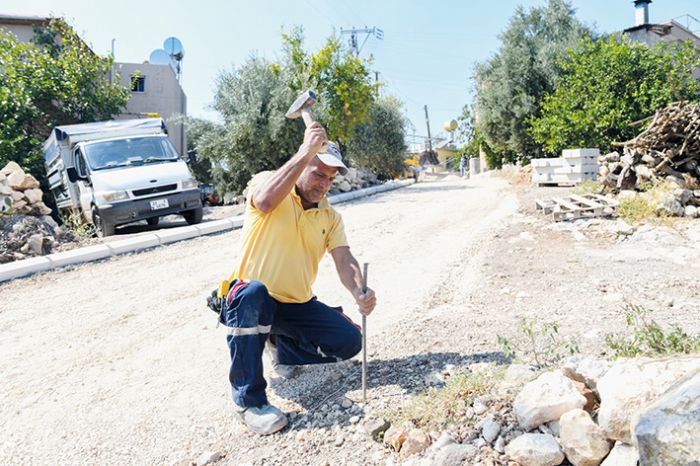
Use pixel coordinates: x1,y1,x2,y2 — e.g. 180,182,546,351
0,179,415,282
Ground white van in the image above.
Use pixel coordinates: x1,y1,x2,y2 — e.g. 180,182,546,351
43,118,202,236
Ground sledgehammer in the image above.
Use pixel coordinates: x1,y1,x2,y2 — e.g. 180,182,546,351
285,89,328,152
361,262,369,402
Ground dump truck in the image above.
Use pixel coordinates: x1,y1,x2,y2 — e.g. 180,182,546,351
43,118,202,236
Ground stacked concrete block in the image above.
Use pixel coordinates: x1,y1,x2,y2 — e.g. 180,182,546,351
531,149,599,186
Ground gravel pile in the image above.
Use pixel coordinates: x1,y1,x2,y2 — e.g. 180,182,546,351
0,214,76,263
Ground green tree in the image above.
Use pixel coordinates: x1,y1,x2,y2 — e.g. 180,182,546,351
346,96,406,179
454,105,500,169
206,56,304,194
530,36,700,154
203,28,379,195
0,18,129,182
282,27,375,145
184,117,224,185
473,0,592,164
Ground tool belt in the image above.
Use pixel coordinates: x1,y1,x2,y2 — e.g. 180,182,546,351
206,279,232,325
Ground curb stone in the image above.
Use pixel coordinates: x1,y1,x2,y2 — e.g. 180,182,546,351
0,179,415,282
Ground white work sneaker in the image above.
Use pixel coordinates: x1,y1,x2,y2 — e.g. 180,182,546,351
265,341,297,379
234,404,288,435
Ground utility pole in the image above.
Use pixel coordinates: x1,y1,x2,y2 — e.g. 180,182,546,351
424,105,433,153
340,26,384,57
374,71,380,96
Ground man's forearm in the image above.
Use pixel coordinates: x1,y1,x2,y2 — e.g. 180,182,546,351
253,145,315,213
338,253,363,295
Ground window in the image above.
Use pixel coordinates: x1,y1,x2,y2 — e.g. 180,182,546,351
75,149,87,178
131,75,146,93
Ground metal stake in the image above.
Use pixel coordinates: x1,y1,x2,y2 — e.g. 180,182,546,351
361,262,368,402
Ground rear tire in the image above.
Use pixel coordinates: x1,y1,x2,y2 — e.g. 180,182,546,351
92,206,115,237
183,206,203,225
146,217,159,226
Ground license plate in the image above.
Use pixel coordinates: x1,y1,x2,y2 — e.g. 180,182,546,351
150,199,169,210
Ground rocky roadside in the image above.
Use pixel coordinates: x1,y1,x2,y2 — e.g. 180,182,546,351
0,162,78,263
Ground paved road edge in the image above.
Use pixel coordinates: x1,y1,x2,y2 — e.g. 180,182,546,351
0,179,415,282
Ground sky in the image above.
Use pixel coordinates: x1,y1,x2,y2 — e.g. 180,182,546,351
4,0,699,143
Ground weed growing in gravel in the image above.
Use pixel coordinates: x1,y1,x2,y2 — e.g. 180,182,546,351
497,318,579,368
385,367,504,431
573,180,603,195
605,304,700,358
618,195,658,224
60,210,95,240
617,183,680,225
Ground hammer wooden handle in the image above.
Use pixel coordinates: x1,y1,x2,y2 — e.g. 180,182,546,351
301,108,314,127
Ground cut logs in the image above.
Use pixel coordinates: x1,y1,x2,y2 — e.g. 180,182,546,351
602,101,700,193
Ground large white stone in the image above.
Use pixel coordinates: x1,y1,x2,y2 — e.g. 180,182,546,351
400,429,431,457
23,188,43,204
505,433,564,466
561,356,611,391
514,370,587,431
0,161,23,175
6,170,25,189
635,369,700,465
597,356,700,443
337,180,352,192
599,442,638,466
559,409,611,466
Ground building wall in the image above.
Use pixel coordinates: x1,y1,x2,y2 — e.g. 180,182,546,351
115,62,187,157
0,23,37,42
627,21,700,49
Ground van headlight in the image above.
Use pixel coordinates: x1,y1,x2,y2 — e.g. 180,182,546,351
99,190,129,202
182,178,198,189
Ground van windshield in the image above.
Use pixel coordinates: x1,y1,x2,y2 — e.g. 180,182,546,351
84,136,179,171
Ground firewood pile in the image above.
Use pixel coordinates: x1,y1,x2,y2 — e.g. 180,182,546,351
600,101,700,193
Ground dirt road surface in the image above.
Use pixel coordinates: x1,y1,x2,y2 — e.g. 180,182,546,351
3,173,699,465
1,175,515,465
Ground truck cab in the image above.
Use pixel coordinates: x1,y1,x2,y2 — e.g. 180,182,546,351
44,118,202,236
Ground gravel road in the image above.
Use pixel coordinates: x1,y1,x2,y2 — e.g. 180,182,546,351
1,175,516,465
3,173,699,466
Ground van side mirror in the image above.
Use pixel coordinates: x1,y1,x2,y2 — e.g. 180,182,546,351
67,167,80,182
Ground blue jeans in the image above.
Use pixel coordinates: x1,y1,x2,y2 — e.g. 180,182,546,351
224,280,362,408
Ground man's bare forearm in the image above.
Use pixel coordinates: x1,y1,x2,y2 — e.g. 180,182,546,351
332,247,363,294
252,145,315,213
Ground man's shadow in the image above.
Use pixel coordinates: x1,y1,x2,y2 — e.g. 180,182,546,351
269,351,508,429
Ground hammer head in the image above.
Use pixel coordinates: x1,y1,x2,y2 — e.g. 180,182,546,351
286,90,317,119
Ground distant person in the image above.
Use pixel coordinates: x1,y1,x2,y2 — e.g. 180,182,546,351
460,155,468,177
208,123,376,435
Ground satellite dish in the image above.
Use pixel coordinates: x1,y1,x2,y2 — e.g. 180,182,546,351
164,37,184,61
149,49,172,65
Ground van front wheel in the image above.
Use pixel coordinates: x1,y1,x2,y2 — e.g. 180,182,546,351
92,206,116,237
183,206,203,225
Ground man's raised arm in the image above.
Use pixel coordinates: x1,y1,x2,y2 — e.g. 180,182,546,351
252,122,327,214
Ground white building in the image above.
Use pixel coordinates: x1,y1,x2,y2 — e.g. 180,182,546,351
623,1,700,50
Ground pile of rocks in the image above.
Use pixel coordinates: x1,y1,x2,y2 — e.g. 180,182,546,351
0,162,52,216
0,161,76,263
371,355,700,466
330,168,379,194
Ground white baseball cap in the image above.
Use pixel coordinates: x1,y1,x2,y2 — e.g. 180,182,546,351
316,142,348,175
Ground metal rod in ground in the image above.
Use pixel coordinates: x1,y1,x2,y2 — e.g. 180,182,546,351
361,262,368,402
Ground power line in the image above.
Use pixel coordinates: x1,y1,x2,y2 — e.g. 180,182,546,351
340,26,383,56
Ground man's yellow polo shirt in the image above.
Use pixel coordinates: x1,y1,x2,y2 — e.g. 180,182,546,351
228,171,348,303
